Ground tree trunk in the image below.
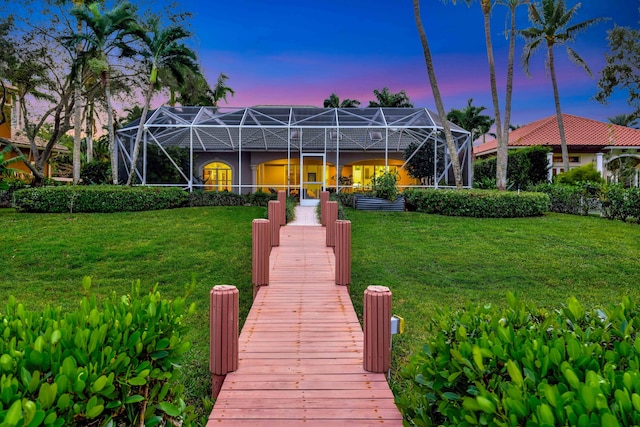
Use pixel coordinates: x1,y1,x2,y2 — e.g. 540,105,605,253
548,43,569,173
73,16,83,185
413,0,463,188
482,2,506,191
502,4,517,186
86,101,94,163
105,72,118,184
126,80,154,185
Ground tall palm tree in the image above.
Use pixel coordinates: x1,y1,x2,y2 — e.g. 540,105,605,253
498,0,527,189
323,93,361,108
211,72,235,107
368,87,414,108
125,18,198,185
413,0,463,188
608,113,639,128
70,1,139,184
520,0,606,172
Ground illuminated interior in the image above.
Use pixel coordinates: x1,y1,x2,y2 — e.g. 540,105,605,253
203,162,232,191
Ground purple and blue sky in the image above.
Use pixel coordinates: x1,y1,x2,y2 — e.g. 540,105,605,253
188,0,638,126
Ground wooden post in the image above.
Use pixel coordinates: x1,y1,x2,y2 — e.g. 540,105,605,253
252,219,270,298
325,201,338,248
335,220,351,287
320,191,330,226
277,190,286,225
268,200,281,247
210,285,239,398
363,286,392,373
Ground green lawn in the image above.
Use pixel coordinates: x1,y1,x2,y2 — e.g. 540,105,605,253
2,206,639,423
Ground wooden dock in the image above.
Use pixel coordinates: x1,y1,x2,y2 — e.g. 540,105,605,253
207,225,403,426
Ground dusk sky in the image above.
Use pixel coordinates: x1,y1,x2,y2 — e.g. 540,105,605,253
186,0,638,127
4,0,639,127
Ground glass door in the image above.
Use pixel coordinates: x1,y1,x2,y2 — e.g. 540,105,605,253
300,153,325,206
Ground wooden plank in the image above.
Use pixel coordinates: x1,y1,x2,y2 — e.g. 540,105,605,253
209,224,402,425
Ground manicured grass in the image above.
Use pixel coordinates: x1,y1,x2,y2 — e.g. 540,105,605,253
2,206,639,423
1,206,263,424
344,208,640,393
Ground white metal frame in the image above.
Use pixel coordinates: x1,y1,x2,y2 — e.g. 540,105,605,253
115,106,472,192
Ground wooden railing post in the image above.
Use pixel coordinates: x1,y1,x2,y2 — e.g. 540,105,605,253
268,200,281,247
252,219,270,298
335,220,351,287
320,191,330,226
325,201,338,248
210,285,239,398
363,286,392,373
277,191,286,225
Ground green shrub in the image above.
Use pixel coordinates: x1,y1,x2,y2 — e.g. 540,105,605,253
188,190,246,207
532,182,601,216
246,190,275,207
398,293,640,427
0,178,28,207
403,188,549,218
556,163,604,185
13,186,188,213
624,187,640,221
474,146,551,190
371,170,400,201
334,191,354,209
0,278,195,426
80,160,111,185
601,184,629,222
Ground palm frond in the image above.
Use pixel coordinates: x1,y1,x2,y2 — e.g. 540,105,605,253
566,46,593,77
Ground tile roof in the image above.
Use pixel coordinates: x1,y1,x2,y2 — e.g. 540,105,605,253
474,114,640,156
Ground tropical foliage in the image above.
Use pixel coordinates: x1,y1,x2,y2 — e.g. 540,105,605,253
323,93,361,108
368,87,413,108
447,98,494,143
595,13,640,119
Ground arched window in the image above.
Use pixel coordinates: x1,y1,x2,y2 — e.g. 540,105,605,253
203,162,232,191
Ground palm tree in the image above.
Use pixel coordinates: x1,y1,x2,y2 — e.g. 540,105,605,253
323,93,361,108
608,113,638,128
413,0,463,188
520,0,606,172
0,145,26,189
125,17,198,185
368,87,414,108
70,1,140,184
447,98,495,143
498,0,527,190
211,72,235,107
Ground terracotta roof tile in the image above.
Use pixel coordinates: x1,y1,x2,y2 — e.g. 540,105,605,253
474,114,640,155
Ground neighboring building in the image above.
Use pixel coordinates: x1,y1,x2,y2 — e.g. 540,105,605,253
116,106,473,205
474,114,640,185
0,82,67,180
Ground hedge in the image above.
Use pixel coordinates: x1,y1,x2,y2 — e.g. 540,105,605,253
474,146,550,190
13,186,188,213
398,293,640,427
0,278,195,426
403,188,550,218
533,183,640,223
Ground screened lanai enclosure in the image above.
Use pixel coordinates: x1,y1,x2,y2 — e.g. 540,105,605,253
116,106,472,206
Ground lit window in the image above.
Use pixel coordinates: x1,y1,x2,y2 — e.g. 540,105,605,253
203,162,232,191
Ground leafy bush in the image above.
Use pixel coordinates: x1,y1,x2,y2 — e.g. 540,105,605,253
245,190,275,207
371,170,399,201
556,163,604,185
0,178,28,208
474,146,551,190
398,293,640,427
13,186,188,213
532,182,601,216
333,191,354,209
403,188,549,218
80,160,111,185
0,278,195,426
601,184,631,222
188,190,246,207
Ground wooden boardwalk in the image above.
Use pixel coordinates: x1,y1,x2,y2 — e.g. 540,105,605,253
207,225,403,426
